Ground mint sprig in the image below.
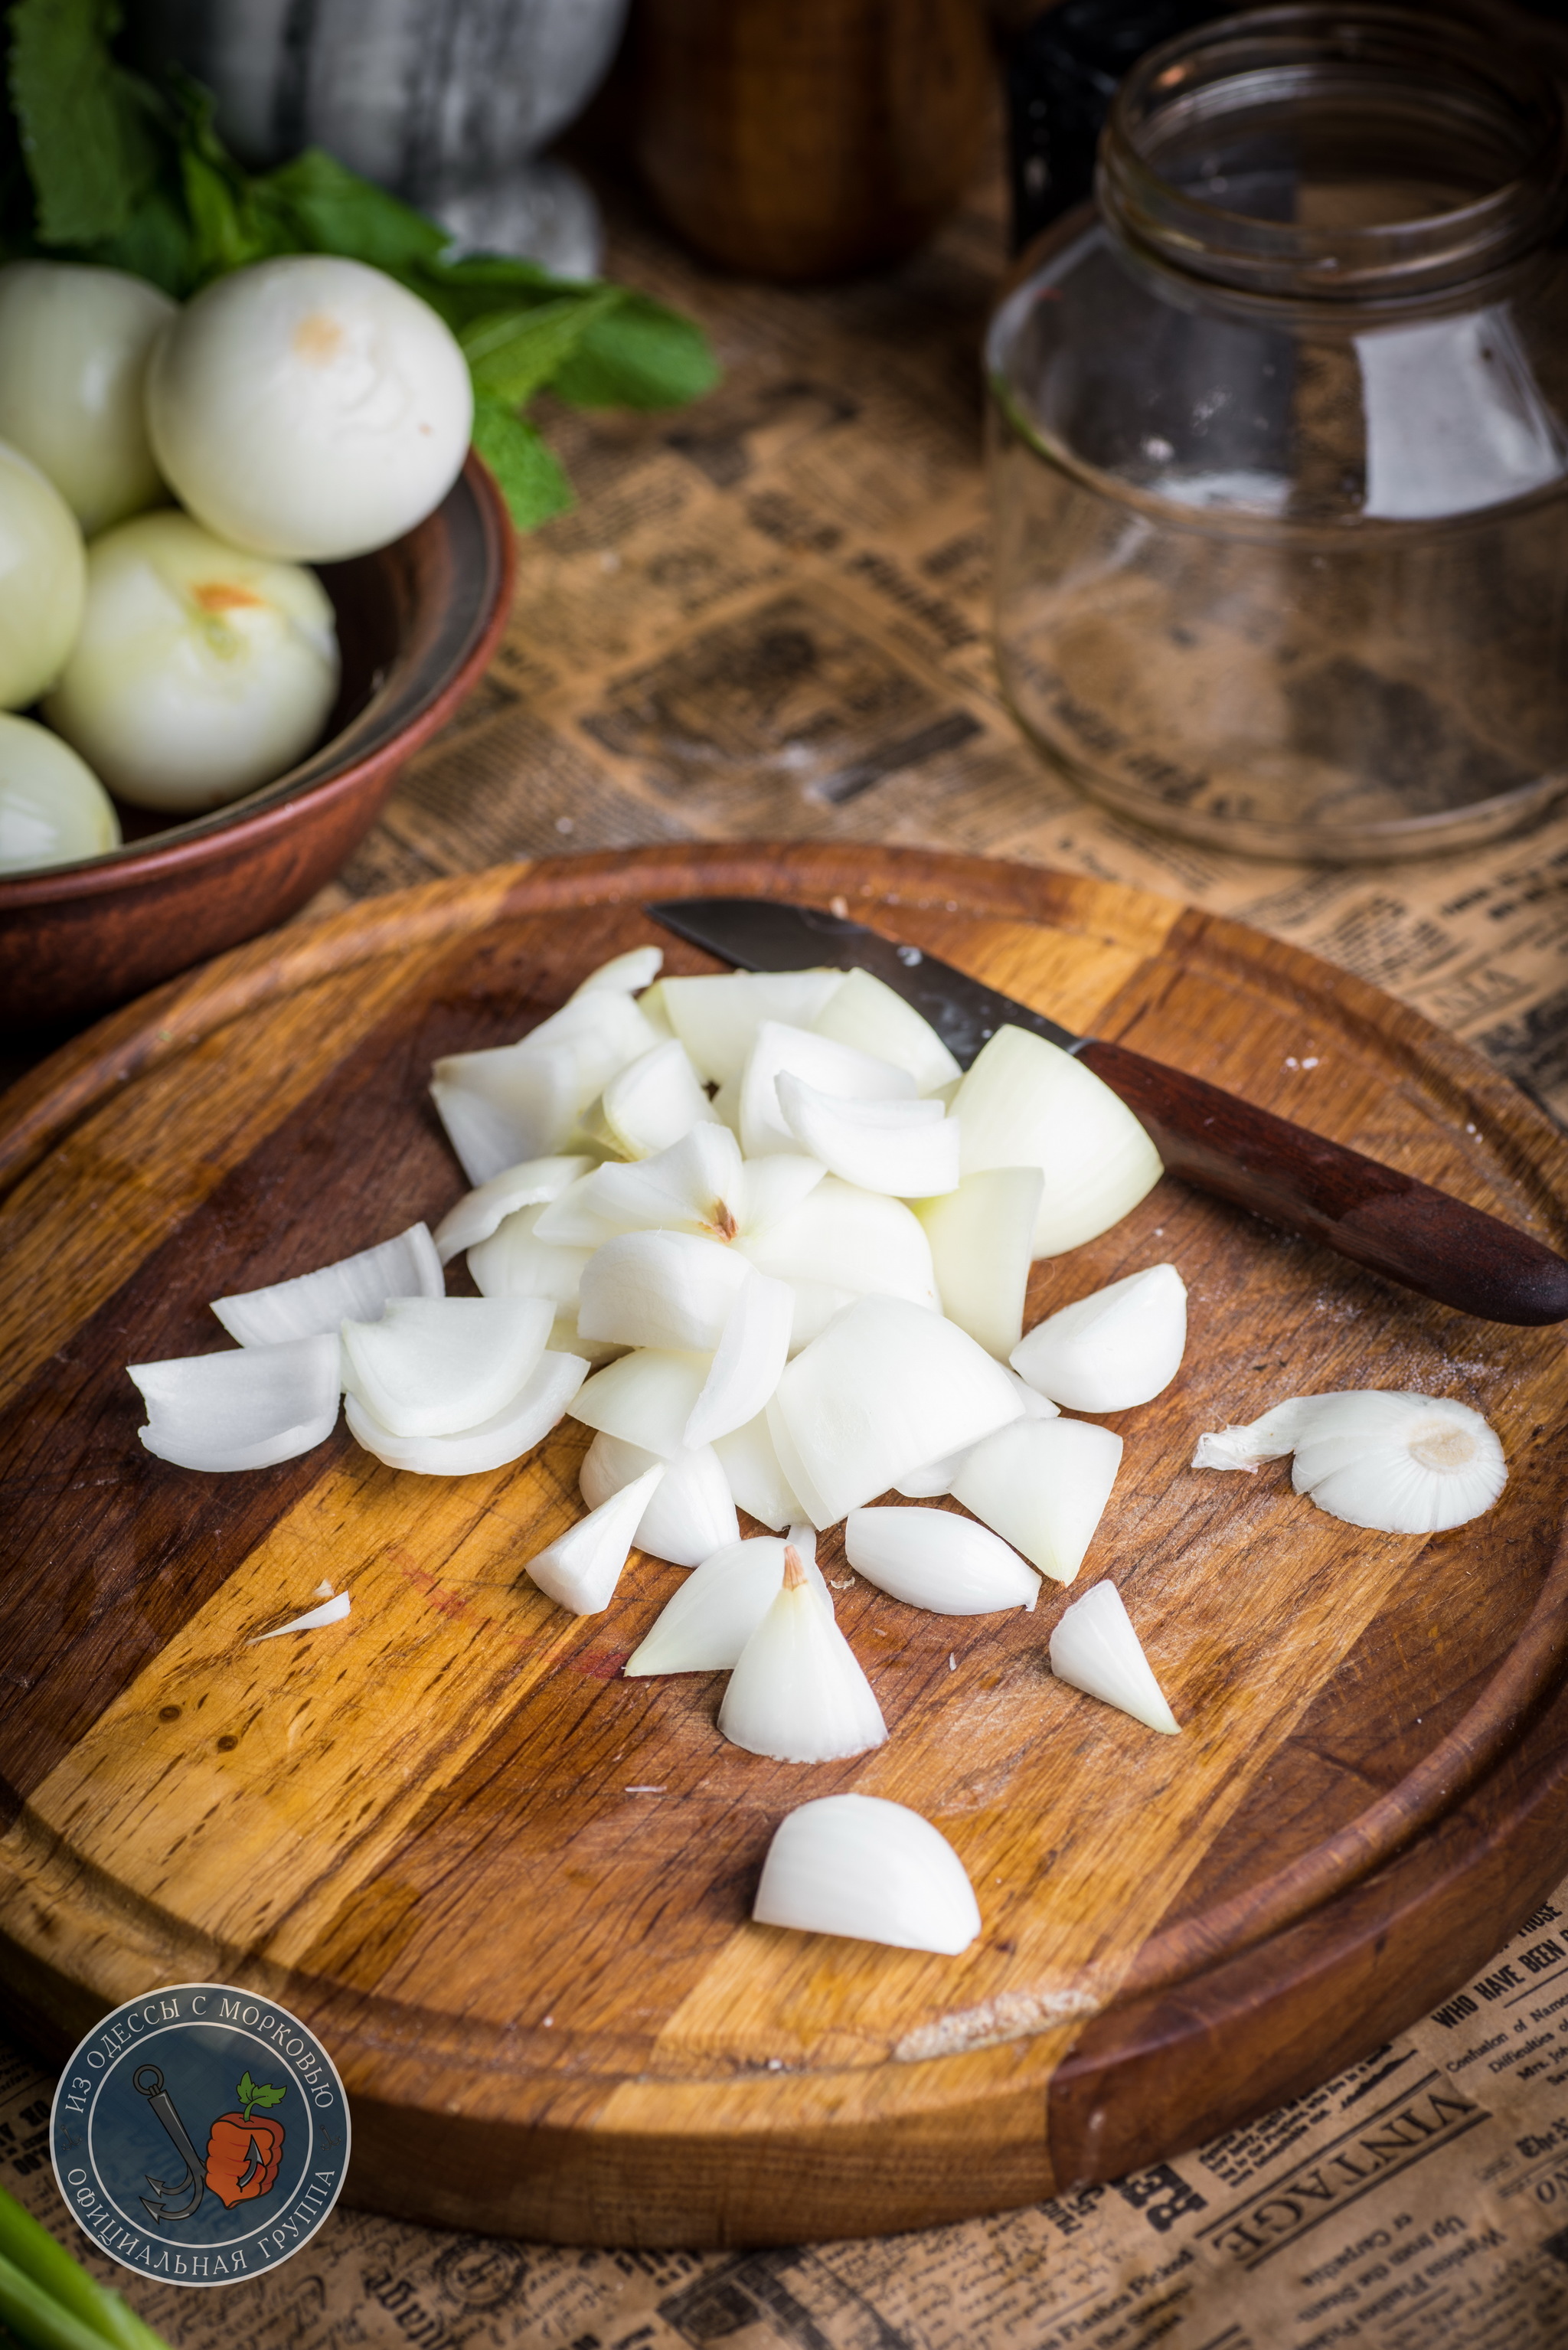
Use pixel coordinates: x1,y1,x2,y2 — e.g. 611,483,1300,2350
0,0,719,529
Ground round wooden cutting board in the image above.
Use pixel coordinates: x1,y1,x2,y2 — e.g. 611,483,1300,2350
6,840,1568,2250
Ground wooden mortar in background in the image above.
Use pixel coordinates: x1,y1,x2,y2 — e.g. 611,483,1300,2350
634,0,993,280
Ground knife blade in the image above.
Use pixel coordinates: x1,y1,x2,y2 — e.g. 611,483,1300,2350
647,894,1568,1328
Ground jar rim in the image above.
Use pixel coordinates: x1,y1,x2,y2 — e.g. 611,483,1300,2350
1099,2,1567,301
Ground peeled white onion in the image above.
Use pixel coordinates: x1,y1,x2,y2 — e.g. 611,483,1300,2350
146,254,473,561
44,512,339,812
129,1334,341,1472
768,1293,1024,1527
1012,1263,1187,1412
1050,1580,1180,1734
0,713,119,874
952,1026,1164,1257
211,1221,443,1346
845,1506,1040,1614
0,262,174,532
340,1295,552,1438
0,437,84,710
753,1793,981,1954
952,1416,1122,1584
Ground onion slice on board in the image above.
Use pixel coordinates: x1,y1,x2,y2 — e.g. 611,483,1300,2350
467,1203,591,1307
713,1410,809,1530
626,1533,829,1675
211,1221,443,1346
684,1267,795,1449
662,969,845,1084
523,1463,665,1614
740,1021,915,1158
599,1039,712,1159
580,1430,739,1567
577,1228,753,1352
340,1295,553,1438
569,1348,712,1456
776,1074,960,1198
952,1416,1122,1584
129,1332,341,1472
845,1507,1040,1614
1050,1580,1180,1734
810,968,962,1095
345,1349,588,1475
433,1155,593,1264
951,1025,1163,1257
916,1168,1043,1358
768,1294,1024,1527
753,1793,981,1953
718,1544,887,1763
1012,1263,1187,1412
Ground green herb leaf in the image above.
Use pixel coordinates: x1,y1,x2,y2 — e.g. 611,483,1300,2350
260,147,447,274
8,0,160,246
549,293,719,410
460,287,623,408
471,400,574,531
247,2082,286,2111
235,2072,256,2107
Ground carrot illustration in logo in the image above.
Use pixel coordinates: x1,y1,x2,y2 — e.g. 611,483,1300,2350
204,2072,286,2208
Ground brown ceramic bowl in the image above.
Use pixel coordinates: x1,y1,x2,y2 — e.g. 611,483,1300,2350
0,451,514,1031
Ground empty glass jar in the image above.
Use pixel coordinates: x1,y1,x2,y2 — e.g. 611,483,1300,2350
987,4,1568,861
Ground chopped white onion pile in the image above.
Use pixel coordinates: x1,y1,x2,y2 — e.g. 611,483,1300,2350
1049,1580,1180,1734
130,1333,341,1472
1012,1263,1187,1412
753,1793,982,1955
1192,1390,1506,1533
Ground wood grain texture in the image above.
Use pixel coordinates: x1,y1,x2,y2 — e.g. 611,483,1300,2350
4,839,1568,2248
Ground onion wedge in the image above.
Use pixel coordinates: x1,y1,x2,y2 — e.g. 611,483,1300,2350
626,1533,828,1674
433,1155,593,1264
741,1175,939,1348
570,945,663,996
432,992,658,1182
740,1021,914,1157
340,1295,553,1438
577,1228,753,1351
1012,1263,1187,1411
570,1348,712,1456
713,1411,810,1530
211,1221,443,1345
951,1025,1163,1257
845,1507,1040,1614
580,1429,739,1567
776,1074,960,1198
600,1038,713,1159
718,1544,887,1763
753,1793,981,1954
345,1349,587,1475
768,1294,1023,1526
916,1168,1044,1357
811,968,962,1094
893,1371,1058,1496
523,1463,665,1614
1050,1580,1180,1734
129,1333,341,1472
468,1203,591,1307
662,969,845,1083
952,1416,1122,1584
684,1267,795,1448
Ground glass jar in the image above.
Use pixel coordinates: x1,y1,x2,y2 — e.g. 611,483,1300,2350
986,4,1568,861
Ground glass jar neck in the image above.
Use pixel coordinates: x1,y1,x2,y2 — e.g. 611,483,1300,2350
1096,3,1567,305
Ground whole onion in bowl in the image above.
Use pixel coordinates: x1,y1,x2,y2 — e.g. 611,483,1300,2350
0,438,85,710
0,711,119,872
0,261,175,534
45,512,340,812
145,253,475,562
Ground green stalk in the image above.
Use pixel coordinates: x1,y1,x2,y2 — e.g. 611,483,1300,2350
0,2200,166,2350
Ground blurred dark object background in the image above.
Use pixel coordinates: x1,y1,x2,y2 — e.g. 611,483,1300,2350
1003,0,1568,253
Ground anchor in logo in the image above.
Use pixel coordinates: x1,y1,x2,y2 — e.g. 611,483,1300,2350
133,2064,289,2224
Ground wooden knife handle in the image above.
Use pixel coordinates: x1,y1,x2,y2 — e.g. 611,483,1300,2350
1076,1037,1568,1326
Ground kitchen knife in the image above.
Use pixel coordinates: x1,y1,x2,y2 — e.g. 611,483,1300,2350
647,894,1568,1327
